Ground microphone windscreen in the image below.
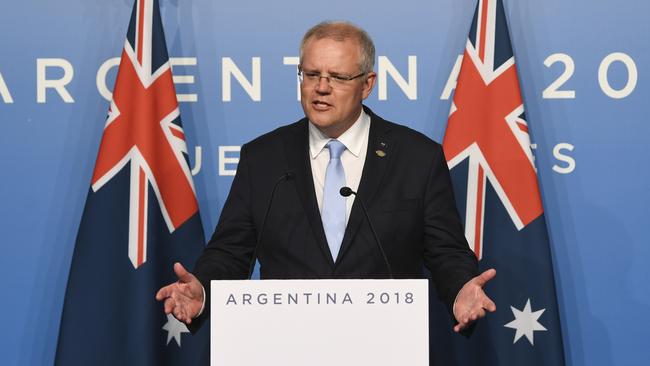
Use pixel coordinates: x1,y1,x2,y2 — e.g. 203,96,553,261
339,187,353,197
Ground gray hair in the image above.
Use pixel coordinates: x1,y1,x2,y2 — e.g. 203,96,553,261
299,21,376,74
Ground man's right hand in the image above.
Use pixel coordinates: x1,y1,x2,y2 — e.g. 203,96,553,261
155,262,204,324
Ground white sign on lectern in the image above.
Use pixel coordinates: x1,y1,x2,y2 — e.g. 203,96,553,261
211,279,428,366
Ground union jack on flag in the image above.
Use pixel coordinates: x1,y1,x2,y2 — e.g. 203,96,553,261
443,0,542,260
56,1,208,364
91,0,198,269
431,0,566,364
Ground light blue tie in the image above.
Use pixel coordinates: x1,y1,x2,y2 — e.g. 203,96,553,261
322,140,347,261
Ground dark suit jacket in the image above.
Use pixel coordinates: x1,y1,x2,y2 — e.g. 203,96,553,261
190,106,478,332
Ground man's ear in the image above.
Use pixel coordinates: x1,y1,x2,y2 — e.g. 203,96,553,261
362,72,377,99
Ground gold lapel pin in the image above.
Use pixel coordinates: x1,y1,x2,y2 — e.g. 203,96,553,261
375,150,386,157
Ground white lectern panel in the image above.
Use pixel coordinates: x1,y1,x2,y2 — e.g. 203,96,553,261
211,279,428,366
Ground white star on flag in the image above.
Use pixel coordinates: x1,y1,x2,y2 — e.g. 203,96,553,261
504,298,547,345
162,313,190,346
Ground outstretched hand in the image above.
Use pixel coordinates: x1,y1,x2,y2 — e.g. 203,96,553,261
453,268,497,333
155,262,204,325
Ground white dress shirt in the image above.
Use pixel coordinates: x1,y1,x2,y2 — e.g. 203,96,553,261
308,110,370,225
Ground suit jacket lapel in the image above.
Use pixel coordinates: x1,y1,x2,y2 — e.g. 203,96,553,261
283,119,335,268
336,108,394,264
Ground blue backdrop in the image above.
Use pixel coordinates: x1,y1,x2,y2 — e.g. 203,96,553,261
0,0,648,365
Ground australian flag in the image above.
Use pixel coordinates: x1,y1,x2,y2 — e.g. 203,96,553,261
55,0,209,364
429,0,566,364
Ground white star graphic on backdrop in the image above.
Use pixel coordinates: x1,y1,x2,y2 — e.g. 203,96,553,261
162,313,190,346
504,299,547,345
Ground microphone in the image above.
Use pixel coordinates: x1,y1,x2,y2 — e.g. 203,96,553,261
339,187,393,279
339,187,353,197
247,171,295,279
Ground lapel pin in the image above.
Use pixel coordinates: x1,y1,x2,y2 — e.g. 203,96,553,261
375,141,388,157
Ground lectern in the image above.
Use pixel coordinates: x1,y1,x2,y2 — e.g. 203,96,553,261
211,279,429,365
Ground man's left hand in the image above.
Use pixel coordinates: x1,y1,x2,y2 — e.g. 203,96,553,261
453,268,497,333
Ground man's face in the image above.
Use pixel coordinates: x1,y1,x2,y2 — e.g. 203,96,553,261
299,37,376,138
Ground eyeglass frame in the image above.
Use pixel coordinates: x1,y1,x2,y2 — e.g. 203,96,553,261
298,67,367,86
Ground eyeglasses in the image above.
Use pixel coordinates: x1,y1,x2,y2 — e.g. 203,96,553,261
298,68,366,86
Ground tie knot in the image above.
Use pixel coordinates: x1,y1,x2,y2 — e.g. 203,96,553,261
327,140,346,160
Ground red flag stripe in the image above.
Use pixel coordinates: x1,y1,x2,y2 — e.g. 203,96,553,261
474,166,485,259
137,0,145,65
171,128,185,140
478,0,489,62
137,167,145,267
517,122,529,133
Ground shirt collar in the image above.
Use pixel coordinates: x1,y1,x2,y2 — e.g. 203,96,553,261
309,109,370,159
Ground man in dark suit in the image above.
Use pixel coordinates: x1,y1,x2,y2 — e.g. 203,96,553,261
156,21,496,334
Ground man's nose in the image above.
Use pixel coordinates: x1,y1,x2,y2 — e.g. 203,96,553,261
315,76,332,93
